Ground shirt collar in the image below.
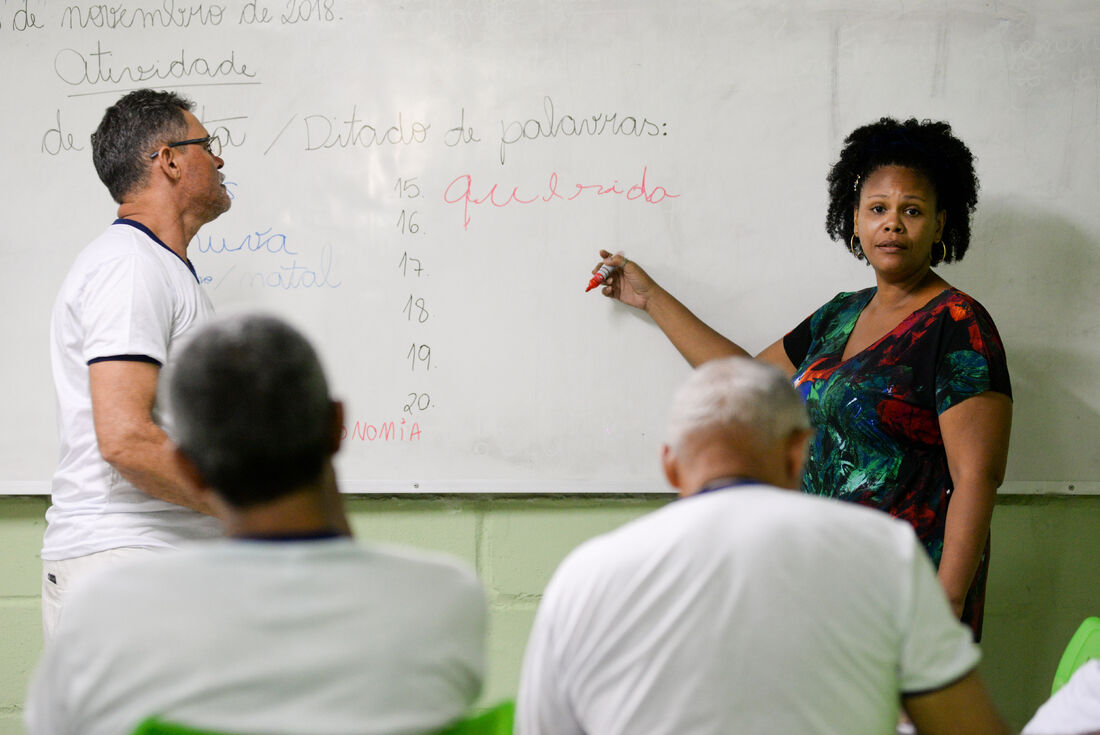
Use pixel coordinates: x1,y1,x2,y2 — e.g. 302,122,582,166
235,529,349,543
113,218,200,283
693,476,764,496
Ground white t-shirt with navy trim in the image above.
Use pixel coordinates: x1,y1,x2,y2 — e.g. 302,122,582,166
46,220,221,561
517,486,981,735
25,538,487,735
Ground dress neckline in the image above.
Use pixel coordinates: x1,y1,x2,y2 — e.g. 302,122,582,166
836,286,956,365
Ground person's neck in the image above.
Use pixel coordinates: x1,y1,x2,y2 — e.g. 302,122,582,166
695,474,765,493
116,202,201,261
223,480,352,539
679,453,783,498
872,267,947,310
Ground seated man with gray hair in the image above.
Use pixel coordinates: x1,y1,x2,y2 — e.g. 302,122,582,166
516,357,1011,735
25,314,487,735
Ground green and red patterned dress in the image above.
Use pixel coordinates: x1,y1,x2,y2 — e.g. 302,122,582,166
784,287,1011,639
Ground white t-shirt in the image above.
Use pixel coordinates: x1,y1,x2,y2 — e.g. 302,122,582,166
517,485,981,735
1023,660,1100,735
46,219,220,560
25,537,487,735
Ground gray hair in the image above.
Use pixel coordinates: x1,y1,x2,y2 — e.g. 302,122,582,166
666,357,810,454
166,314,335,508
91,89,193,204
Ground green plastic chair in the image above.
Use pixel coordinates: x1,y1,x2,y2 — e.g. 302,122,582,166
132,719,231,735
132,701,515,735
437,701,514,735
1052,616,1100,694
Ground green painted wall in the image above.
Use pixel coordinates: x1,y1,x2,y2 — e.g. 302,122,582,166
0,493,1097,734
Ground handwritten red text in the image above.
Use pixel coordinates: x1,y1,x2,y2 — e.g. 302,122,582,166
443,166,679,230
341,418,422,442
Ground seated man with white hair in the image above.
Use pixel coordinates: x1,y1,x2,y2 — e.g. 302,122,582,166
516,356,1011,735
25,314,487,735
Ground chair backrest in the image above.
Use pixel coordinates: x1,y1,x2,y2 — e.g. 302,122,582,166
1052,616,1100,694
436,701,514,735
131,701,515,735
132,718,237,735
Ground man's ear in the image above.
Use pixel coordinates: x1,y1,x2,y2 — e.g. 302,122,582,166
152,145,183,181
661,444,684,496
329,400,345,455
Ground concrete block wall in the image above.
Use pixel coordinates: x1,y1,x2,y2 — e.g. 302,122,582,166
979,495,1100,725
343,495,670,706
1,493,1098,734
0,497,46,735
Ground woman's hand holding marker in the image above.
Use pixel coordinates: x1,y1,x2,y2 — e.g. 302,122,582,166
591,249,658,311
585,250,623,292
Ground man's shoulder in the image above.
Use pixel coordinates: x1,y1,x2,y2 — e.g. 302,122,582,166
236,538,484,601
360,541,485,600
62,539,484,623
189,537,479,580
554,488,919,582
358,538,474,571
305,540,487,632
734,489,924,562
544,490,735,584
621,486,915,538
68,222,168,276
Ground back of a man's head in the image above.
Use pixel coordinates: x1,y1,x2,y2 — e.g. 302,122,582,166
91,88,193,204
666,356,809,459
167,314,335,509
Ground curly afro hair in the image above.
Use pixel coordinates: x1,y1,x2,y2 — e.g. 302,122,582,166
825,117,979,265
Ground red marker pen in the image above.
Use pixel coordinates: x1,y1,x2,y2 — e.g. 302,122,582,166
585,251,624,292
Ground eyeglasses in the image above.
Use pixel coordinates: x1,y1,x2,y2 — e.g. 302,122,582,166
149,135,222,159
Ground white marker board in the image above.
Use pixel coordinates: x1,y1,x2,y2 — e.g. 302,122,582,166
2,0,1098,494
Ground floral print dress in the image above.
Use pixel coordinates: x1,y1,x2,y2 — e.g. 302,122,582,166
784,287,1011,638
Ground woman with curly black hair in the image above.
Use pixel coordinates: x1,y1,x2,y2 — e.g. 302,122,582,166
596,117,1012,639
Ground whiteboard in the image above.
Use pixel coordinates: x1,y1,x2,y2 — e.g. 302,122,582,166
2,0,1098,494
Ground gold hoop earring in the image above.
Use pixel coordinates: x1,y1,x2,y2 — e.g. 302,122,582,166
849,233,863,258
933,240,946,264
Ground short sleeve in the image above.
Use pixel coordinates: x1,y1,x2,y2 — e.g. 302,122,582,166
79,253,173,366
897,525,981,694
934,297,1011,414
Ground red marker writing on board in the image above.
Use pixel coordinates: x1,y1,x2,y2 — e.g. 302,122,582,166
585,251,624,292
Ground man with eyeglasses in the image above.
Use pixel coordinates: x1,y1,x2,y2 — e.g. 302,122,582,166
42,89,231,642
